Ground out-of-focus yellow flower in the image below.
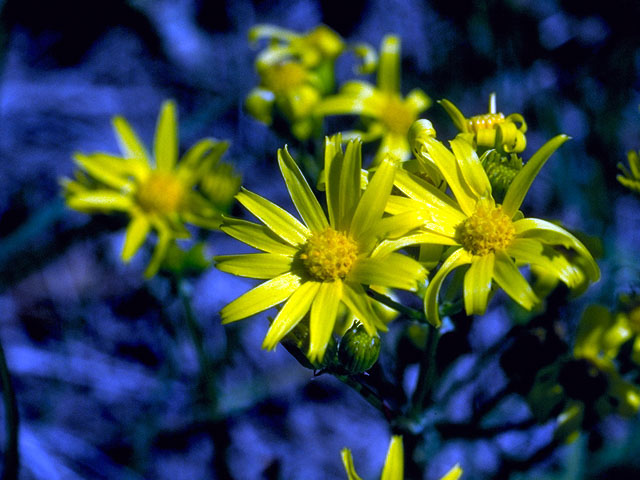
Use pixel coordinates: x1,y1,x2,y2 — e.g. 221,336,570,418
617,149,640,193
316,35,431,164
246,25,346,140
341,435,462,480
555,305,640,442
200,157,242,212
440,93,527,153
63,100,228,277
386,126,599,326
216,137,426,362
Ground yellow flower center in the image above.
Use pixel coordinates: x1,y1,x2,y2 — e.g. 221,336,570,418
467,113,505,133
137,172,185,214
457,203,515,256
300,227,359,281
381,95,416,135
261,62,307,95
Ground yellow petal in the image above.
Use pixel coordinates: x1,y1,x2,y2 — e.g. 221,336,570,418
73,153,133,190
327,139,361,231
308,280,343,362
278,147,328,232
122,216,150,262
381,435,404,480
67,190,133,212
502,135,569,217
221,272,302,323
424,248,472,327
262,281,321,350
438,99,469,133
221,217,297,255
349,253,426,292
154,100,178,171
449,137,492,198
144,228,172,278
513,218,599,282
215,253,292,279
372,232,457,257
112,116,150,162
463,253,494,315
236,188,310,247
377,35,400,93
440,464,463,480
493,250,538,310
350,156,396,239
342,283,386,335
340,449,364,480
507,238,582,288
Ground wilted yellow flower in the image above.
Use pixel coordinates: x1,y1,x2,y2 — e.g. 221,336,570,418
63,100,228,277
440,93,527,154
617,149,640,193
216,137,426,362
387,127,599,326
316,35,431,164
341,435,462,480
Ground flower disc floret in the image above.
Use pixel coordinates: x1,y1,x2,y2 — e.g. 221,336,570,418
381,96,416,135
137,172,185,214
261,62,308,95
300,227,358,281
457,203,515,256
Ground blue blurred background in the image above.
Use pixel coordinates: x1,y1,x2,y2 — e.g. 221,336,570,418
0,0,639,478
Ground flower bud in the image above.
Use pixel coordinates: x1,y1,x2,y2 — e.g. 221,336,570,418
338,323,380,374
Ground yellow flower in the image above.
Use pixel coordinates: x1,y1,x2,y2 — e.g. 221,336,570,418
216,137,427,362
439,93,527,153
341,435,462,480
63,100,228,277
387,128,599,326
246,25,345,140
617,149,640,193
316,35,431,164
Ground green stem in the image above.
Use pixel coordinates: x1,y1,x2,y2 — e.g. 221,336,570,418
334,374,394,421
410,323,439,414
0,337,19,480
367,289,425,323
177,279,217,414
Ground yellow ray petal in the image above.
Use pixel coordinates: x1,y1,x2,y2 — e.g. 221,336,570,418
513,218,599,282
236,188,310,246
67,190,133,212
221,272,302,323
381,435,404,480
342,283,386,334
377,35,400,94
215,253,293,279
278,147,328,232
262,281,321,350
493,250,538,310
112,116,150,162
308,280,343,362
154,100,178,171
340,449,364,480
349,253,426,292
449,137,492,198
350,156,396,239
221,217,297,255
424,248,472,327
463,253,494,315
502,135,569,217
144,228,172,278
122,215,150,262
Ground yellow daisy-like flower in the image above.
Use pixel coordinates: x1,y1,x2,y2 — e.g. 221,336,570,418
387,128,599,327
316,35,431,164
246,24,346,140
439,93,527,154
617,149,640,193
216,137,427,362
341,435,463,480
63,100,228,277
